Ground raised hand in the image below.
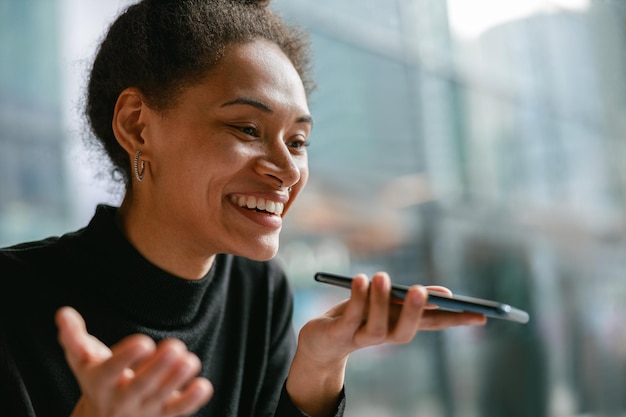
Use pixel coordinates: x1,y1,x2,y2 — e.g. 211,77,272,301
300,272,485,363
286,272,486,417
55,307,213,417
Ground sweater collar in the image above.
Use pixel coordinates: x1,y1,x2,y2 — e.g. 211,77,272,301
80,204,216,328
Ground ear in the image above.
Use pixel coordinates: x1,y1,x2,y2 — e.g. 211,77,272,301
112,87,149,155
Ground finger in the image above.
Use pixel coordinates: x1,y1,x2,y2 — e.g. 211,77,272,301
162,377,213,417
425,286,452,296
424,286,453,310
388,285,427,343
56,307,112,370
57,307,156,396
97,334,155,388
359,273,391,345
337,274,369,331
420,310,487,330
157,352,202,398
118,338,184,399
322,298,350,318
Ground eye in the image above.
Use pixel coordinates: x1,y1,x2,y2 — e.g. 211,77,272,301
287,136,310,151
238,126,259,137
227,123,260,138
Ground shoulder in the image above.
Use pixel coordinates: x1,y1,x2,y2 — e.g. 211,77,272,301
0,236,65,323
0,206,110,275
0,226,91,314
0,236,62,273
0,226,88,274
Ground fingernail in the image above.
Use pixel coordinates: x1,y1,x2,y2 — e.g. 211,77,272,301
409,286,426,306
376,276,389,291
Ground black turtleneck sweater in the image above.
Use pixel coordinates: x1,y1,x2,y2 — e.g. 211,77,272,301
0,205,345,417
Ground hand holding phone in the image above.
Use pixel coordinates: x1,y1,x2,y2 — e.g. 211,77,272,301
314,272,529,324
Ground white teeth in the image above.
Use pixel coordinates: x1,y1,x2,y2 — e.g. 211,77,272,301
231,195,285,215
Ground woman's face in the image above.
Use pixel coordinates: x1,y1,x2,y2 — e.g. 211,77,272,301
140,39,311,261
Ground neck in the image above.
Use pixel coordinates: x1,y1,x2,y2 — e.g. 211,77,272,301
116,196,215,280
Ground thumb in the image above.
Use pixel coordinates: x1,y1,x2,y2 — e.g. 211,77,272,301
55,306,112,370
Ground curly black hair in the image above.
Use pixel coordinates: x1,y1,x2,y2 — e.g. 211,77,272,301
85,0,314,188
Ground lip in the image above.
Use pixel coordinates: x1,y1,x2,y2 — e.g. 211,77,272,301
228,193,286,229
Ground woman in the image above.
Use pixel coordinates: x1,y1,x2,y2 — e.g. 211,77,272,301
0,1,486,416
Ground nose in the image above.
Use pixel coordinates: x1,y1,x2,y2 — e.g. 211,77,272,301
256,141,301,189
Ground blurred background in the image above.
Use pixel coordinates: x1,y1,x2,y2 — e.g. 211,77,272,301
2,0,626,416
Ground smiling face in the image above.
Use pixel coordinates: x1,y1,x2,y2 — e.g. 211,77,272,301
124,39,312,268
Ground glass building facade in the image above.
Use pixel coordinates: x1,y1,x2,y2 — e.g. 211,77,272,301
0,1,69,245
2,0,626,416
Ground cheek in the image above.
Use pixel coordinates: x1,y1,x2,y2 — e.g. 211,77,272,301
185,145,248,192
190,138,240,173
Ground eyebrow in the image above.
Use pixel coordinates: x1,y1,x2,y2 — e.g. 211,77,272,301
221,96,313,126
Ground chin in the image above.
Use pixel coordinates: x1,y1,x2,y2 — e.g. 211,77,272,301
235,240,279,262
248,247,279,261
246,253,277,262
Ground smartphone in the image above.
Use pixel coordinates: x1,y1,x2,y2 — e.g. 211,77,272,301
314,272,529,324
